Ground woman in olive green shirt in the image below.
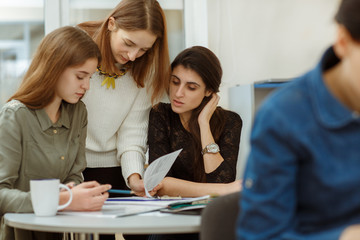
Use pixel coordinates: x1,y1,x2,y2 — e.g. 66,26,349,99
0,26,111,240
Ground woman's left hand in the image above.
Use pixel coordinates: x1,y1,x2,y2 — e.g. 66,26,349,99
198,93,220,125
62,181,111,211
148,182,163,197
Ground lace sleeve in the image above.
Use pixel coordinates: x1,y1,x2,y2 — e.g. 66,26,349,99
206,110,242,183
148,105,171,164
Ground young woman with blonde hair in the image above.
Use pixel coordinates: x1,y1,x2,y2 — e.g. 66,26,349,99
78,0,169,198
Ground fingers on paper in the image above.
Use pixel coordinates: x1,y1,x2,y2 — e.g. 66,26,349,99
132,190,145,197
148,190,157,197
155,182,163,190
148,183,163,197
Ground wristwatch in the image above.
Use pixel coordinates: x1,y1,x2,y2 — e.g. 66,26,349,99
201,143,220,155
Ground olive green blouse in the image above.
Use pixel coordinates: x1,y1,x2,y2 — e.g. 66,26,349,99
0,99,87,240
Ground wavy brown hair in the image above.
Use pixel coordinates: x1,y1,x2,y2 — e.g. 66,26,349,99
77,0,170,104
171,46,226,182
9,26,101,109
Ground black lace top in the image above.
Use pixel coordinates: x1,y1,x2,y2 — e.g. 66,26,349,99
148,103,242,183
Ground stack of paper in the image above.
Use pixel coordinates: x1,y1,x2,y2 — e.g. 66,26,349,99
58,204,163,218
59,196,210,218
160,196,210,215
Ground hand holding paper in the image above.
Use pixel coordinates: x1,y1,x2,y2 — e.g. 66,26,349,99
143,149,182,197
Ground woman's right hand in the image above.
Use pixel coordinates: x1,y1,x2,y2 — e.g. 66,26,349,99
128,173,145,196
128,173,162,197
61,181,111,211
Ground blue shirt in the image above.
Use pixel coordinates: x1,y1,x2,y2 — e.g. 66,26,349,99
237,47,360,240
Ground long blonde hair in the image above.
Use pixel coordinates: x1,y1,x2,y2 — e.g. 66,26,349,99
9,26,101,109
78,0,170,104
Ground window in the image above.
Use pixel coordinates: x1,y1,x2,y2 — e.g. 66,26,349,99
0,0,207,108
0,0,44,108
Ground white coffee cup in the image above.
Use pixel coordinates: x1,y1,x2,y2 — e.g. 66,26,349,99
30,179,73,217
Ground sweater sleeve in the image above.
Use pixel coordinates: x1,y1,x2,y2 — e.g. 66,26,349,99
117,86,151,184
0,108,32,215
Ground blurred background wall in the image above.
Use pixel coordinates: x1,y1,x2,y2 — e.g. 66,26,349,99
0,0,341,177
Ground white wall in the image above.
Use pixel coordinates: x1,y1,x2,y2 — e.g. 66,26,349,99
207,0,340,108
205,0,341,177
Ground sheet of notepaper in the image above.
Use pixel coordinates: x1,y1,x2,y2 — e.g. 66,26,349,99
144,149,182,197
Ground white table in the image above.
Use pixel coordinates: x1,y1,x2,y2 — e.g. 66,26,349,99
5,212,200,239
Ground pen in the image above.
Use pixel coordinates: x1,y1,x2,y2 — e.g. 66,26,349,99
108,189,134,195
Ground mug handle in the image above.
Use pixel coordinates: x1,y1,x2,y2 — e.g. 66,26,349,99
58,184,73,211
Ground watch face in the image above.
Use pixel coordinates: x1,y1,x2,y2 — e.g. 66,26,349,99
202,143,220,155
208,143,219,153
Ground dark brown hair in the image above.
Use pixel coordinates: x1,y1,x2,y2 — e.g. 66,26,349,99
78,0,170,104
9,26,101,109
335,0,360,41
171,46,226,182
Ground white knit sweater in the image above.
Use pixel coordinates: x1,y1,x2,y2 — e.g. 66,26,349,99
81,71,151,181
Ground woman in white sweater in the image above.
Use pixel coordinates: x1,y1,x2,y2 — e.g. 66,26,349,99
78,0,169,197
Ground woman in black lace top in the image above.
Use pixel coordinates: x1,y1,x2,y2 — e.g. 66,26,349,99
148,46,242,197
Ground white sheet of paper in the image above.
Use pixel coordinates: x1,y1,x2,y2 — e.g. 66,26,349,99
144,149,182,197
105,197,184,207
59,204,164,218
105,195,210,207
59,195,210,218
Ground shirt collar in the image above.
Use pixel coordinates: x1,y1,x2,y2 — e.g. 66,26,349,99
309,46,360,129
35,102,71,131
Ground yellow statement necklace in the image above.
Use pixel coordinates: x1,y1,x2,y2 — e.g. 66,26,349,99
97,65,128,89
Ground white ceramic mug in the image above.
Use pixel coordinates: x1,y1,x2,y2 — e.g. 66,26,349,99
30,179,73,217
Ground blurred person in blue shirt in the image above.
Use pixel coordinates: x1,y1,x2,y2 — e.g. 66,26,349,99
237,0,360,239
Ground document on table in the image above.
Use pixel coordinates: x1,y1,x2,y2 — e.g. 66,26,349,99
105,197,185,207
58,204,164,218
144,149,182,197
58,196,210,218
105,195,209,207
